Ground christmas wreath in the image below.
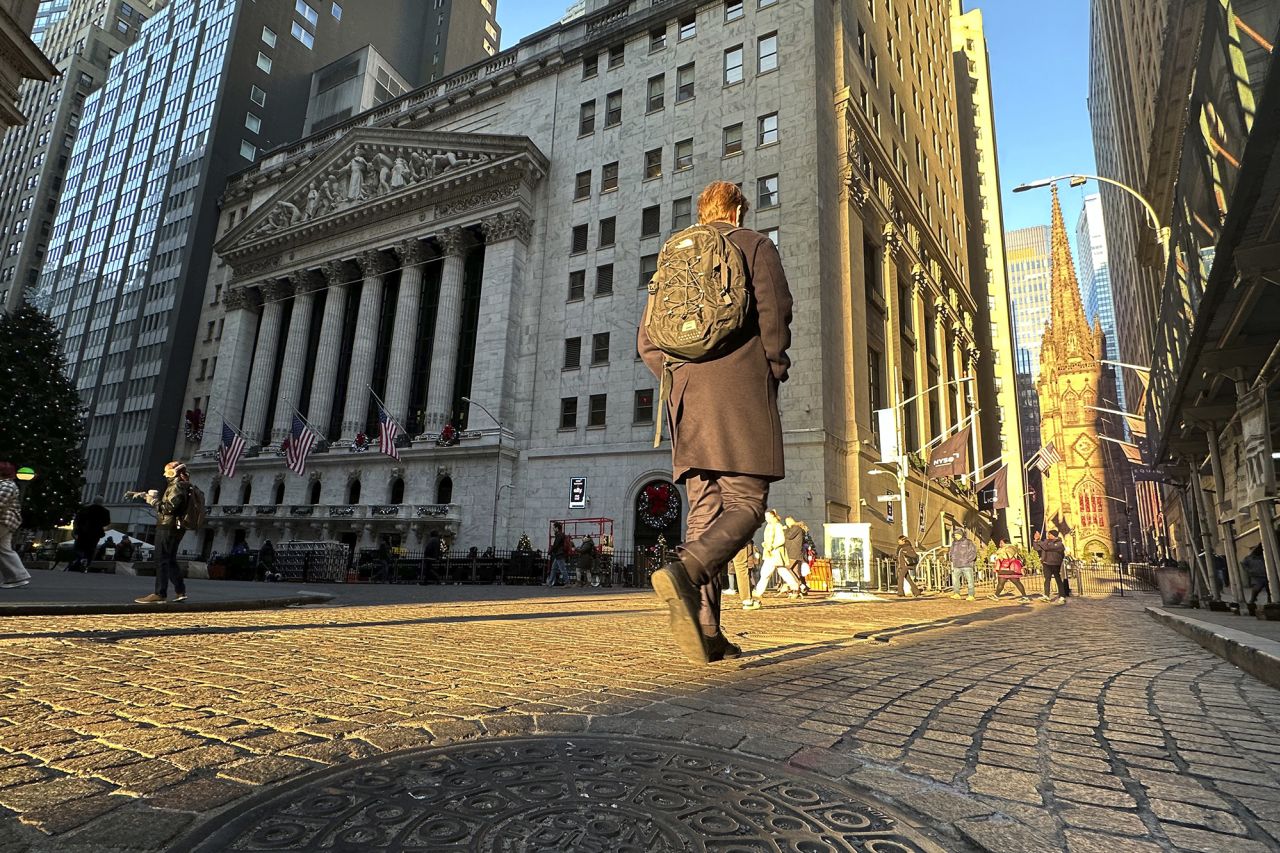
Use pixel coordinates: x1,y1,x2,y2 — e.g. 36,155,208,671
184,408,205,443
638,482,679,529
351,432,370,452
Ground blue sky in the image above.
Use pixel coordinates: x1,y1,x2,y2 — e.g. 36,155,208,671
496,1,1096,246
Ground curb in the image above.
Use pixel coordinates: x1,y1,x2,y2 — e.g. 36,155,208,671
0,591,335,617
1146,605,1280,689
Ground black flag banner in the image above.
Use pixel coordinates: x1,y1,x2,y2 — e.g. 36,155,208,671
929,426,971,479
976,464,1009,512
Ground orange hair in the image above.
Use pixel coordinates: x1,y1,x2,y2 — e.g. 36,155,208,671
698,181,749,224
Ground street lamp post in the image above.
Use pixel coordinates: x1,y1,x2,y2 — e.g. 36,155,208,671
461,396,504,551
1013,173,1170,269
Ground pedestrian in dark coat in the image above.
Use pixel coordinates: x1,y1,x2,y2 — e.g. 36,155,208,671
640,180,794,664
783,517,806,597
895,536,920,597
1035,530,1067,602
70,497,111,572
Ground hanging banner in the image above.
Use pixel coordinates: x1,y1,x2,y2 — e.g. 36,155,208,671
876,408,899,463
976,465,1009,512
1239,384,1274,506
928,426,971,479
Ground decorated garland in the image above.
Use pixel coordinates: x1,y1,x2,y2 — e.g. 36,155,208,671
351,432,370,452
184,408,205,443
638,482,679,529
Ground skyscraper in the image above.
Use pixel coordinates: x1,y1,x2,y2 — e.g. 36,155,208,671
0,0,57,128
1004,225,1052,383
952,7,1025,543
1074,192,1125,414
34,0,499,522
0,0,166,311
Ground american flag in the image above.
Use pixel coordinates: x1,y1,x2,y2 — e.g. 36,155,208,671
377,402,402,461
217,421,247,478
1034,442,1063,471
281,413,319,475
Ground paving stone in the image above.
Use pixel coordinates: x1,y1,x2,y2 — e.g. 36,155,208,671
217,755,318,786
1062,829,1167,852
1052,780,1138,808
62,802,194,849
1059,803,1151,835
1149,798,1249,835
145,777,252,812
955,817,1055,853
1159,823,1277,853
967,765,1043,805
16,793,130,834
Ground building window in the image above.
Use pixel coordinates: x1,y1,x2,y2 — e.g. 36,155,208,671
640,253,658,288
331,2,342,19
599,217,616,247
676,63,695,102
568,270,585,301
758,175,779,208
725,0,744,21
674,138,693,171
588,394,607,428
724,46,743,85
647,74,665,112
564,337,582,370
673,197,692,230
579,100,595,136
761,227,779,250
560,397,578,430
250,85,266,106
641,206,661,238
760,0,777,6
758,112,779,146
295,0,318,26
291,21,315,48
583,54,598,78
723,123,743,157
256,52,272,73
604,90,622,127
261,26,277,47
601,161,619,192
571,224,588,254
608,44,624,68
574,170,591,200
634,389,654,423
592,332,611,364
650,27,667,52
757,32,778,73
245,112,261,133
868,347,884,441
679,15,696,40
644,147,662,179
596,264,614,296
239,140,256,161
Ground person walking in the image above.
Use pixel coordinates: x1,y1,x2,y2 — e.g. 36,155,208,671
0,462,32,589
69,497,111,572
641,180,794,664
895,535,920,597
782,516,806,599
753,509,801,599
578,534,596,586
991,538,1031,600
420,530,443,584
128,460,199,603
732,542,762,610
948,527,979,601
1244,545,1269,607
1035,528,1067,603
546,522,571,587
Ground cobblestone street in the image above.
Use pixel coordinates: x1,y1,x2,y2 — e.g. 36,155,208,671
1,587,1279,851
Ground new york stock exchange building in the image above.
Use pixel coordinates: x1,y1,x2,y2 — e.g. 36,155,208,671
182,0,996,567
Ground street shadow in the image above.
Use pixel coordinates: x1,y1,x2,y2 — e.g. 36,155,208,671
0,607,664,642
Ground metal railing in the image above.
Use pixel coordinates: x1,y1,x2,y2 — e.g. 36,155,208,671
870,556,1160,597
344,546,674,587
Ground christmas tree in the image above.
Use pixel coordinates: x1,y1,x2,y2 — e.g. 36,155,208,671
0,306,86,529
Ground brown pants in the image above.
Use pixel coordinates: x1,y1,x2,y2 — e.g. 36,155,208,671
680,471,769,637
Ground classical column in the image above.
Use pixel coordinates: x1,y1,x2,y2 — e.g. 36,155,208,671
909,267,930,448
241,280,290,446
468,211,533,426
271,271,320,443
423,227,469,433
340,249,393,438
307,261,350,440
383,238,428,430
933,297,953,430
200,285,260,454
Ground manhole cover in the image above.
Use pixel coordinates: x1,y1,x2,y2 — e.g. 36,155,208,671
179,736,948,852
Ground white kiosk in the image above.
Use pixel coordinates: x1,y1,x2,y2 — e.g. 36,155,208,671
823,522,877,600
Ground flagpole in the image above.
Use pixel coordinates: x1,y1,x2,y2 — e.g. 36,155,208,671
207,406,251,442
278,397,326,439
914,410,979,456
366,384,406,433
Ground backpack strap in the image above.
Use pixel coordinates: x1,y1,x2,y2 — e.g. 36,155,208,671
653,357,674,448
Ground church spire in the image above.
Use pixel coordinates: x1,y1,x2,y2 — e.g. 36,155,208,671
1047,185,1089,339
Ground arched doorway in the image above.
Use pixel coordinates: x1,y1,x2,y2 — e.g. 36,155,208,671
437,476,453,504
633,479,682,554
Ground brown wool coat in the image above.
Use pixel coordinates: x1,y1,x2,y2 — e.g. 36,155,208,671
637,223,794,482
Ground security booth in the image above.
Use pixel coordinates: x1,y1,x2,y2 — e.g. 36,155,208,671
824,523,873,597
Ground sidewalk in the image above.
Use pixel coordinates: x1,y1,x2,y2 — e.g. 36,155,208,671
0,571,334,615
1147,604,1280,690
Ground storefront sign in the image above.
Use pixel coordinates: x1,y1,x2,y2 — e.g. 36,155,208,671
1240,384,1274,506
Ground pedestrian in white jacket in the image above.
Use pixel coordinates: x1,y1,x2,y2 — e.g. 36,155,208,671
753,509,801,598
